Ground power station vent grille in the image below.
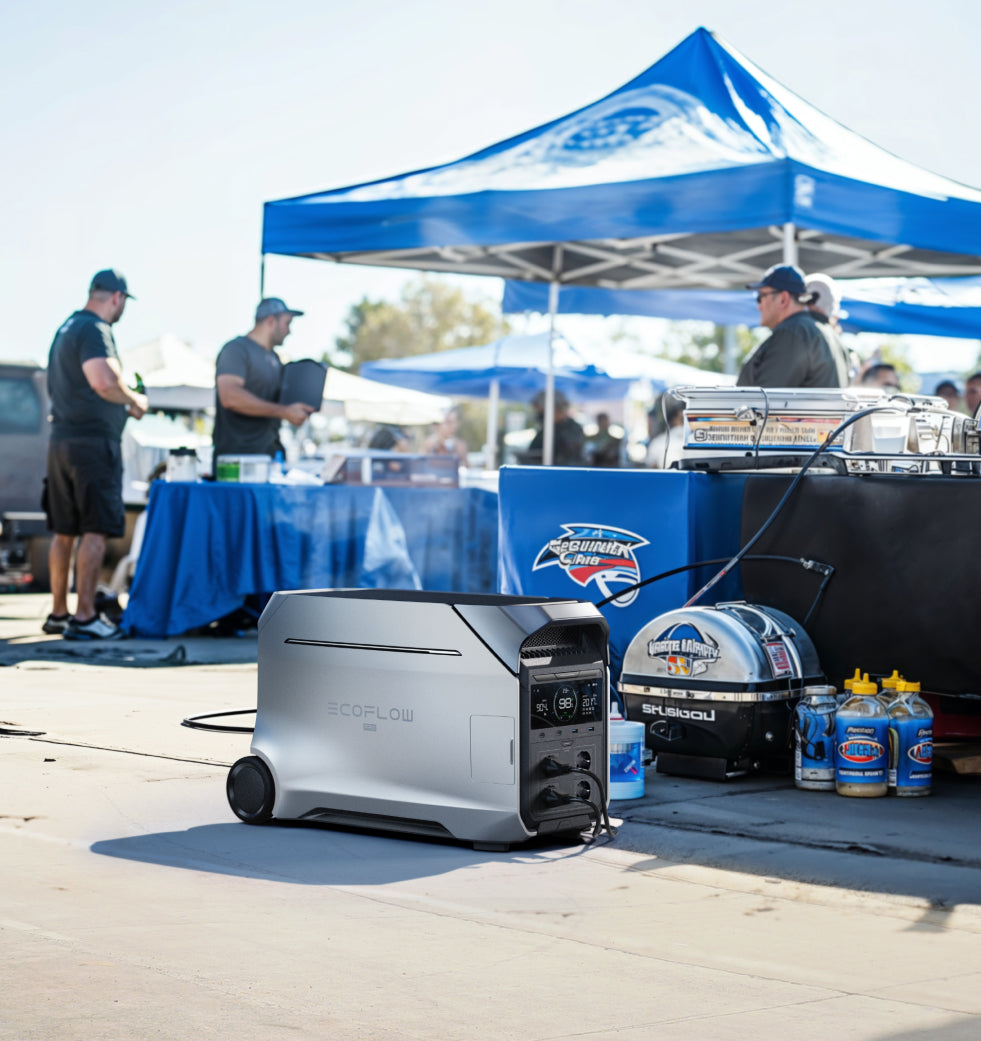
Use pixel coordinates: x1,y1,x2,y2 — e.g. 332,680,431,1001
520,624,603,663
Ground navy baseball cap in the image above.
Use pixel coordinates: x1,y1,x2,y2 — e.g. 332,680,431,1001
256,297,304,321
747,264,815,301
90,269,135,299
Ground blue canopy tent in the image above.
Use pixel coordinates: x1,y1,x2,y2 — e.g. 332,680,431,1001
502,276,981,340
262,27,981,461
360,332,724,466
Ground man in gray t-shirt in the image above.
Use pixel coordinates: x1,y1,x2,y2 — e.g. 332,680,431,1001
212,298,316,463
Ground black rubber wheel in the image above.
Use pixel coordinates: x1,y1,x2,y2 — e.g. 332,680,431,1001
227,756,275,824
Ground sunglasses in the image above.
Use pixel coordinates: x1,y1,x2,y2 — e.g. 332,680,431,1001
755,290,782,303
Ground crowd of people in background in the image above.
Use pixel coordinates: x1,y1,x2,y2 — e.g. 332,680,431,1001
40,259,981,646
43,263,981,644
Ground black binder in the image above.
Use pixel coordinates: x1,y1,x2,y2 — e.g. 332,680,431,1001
278,359,327,410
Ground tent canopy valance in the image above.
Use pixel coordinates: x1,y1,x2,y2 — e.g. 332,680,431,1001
502,275,981,340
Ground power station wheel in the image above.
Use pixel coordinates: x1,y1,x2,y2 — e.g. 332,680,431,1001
227,756,275,824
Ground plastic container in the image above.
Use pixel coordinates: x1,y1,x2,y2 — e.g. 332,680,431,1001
794,686,837,790
835,675,888,797
889,680,933,798
609,718,645,800
165,447,198,482
215,454,271,483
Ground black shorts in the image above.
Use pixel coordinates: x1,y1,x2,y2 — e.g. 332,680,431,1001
45,437,125,538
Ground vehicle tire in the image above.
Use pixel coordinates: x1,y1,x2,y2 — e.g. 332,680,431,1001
227,756,275,824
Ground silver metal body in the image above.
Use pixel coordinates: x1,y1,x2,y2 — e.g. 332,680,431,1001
249,589,609,849
618,602,823,779
672,385,979,474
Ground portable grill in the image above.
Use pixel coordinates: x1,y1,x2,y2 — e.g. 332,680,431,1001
618,601,823,780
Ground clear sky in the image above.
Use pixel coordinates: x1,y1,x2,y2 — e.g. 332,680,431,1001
3,0,980,375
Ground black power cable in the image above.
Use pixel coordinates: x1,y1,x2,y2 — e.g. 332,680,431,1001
682,404,910,609
540,757,619,839
596,403,917,620
181,709,256,734
595,553,835,629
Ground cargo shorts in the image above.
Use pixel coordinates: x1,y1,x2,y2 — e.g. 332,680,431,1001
44,437,125,538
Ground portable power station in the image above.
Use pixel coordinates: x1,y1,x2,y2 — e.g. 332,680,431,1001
226,589,611,851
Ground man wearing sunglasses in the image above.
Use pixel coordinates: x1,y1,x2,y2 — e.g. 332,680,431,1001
737,264,850,388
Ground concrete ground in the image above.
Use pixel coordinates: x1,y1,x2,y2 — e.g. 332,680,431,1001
2,592,980,1041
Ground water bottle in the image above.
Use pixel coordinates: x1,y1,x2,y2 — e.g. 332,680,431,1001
889,680,933,798
794,686,837,790
835,675,888,797
270,450,287,483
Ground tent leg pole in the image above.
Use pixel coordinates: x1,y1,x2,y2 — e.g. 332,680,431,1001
260,254,266,298
486,378,499,470
782,223,797,267
544,280,559,467
723,324,737,376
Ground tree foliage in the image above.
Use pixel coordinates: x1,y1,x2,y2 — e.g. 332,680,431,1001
663,322,760,374
329,276,509,370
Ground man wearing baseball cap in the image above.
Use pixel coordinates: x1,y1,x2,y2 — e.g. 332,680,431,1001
212,297,316,464
44,269,148,640
737,264,850,388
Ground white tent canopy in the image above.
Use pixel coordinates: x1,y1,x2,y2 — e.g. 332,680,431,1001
121,334,215,412
323,368,451,425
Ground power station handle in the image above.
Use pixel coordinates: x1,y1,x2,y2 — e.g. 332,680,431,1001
650,720,685,742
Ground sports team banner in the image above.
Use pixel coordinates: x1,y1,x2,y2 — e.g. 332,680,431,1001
498,467,747,678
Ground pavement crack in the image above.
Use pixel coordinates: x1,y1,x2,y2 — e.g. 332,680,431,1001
26,736,231,769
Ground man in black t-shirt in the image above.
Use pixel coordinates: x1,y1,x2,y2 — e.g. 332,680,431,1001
212,298,316,464
525,390,586,466
44,269,147,640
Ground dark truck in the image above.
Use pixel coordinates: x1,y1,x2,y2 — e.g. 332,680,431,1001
0,362,51,589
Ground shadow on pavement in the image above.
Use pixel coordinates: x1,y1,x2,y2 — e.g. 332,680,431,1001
611,769,981,913
871,1019,981,1041
90,820,595,885
0,631,258,669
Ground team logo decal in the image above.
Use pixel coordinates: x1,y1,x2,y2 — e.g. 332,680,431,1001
532,523,648,607
647,623,720,677
837,739,886,764
907,741,933,766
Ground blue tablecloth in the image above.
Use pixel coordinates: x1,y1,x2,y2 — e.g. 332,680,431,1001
497,467,747,675
123,481,499,637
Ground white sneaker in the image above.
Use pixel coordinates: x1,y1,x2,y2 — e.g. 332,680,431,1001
63,614,123,641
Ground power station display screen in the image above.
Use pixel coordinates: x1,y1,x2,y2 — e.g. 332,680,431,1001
530,676,603,730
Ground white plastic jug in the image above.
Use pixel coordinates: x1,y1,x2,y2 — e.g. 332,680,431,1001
609,719,645,800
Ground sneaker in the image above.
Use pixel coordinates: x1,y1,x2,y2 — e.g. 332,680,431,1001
63,614,124,641
42,613,73,635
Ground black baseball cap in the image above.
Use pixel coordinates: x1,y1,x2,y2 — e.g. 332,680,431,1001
90,269,135,299
747,264,815,302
